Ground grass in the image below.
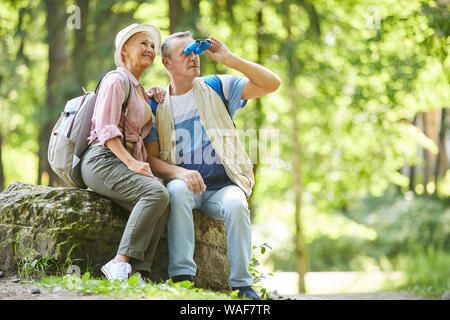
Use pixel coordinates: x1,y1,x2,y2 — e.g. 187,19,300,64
393,246,450,298
37,273,246,300
13,230,271,300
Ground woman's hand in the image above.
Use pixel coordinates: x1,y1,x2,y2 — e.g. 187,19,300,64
148,86,166,104
127,158,155,178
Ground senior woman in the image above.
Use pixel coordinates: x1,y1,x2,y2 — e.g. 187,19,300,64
81,23,168,284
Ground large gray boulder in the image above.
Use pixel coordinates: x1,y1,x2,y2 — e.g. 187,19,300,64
0,182,230,291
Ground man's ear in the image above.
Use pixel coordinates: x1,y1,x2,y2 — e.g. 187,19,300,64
162,57,170,70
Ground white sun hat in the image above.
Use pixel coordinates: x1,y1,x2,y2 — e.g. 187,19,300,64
114,23,161,67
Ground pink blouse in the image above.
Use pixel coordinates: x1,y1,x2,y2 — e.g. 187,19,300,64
87,67,153,162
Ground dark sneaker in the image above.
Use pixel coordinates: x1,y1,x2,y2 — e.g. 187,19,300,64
232,286,260,300
171,275,194,283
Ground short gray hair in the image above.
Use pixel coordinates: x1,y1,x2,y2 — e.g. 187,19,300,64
161,31,193,58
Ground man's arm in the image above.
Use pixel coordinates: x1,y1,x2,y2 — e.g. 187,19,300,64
145,141,207,195
204,36,281,100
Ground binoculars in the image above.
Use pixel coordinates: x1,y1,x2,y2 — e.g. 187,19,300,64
184,39,212,55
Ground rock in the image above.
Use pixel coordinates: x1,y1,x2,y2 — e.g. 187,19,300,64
31,287,41,294
0,182,230,291
0,271,4,278
442,291,450,300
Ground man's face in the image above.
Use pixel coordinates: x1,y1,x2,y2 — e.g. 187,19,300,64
163,37,200,79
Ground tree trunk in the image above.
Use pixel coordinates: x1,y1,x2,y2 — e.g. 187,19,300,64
435,108,447,192
283,0,309,294
39,0,68,186
169,0,184,33
409,115,417,192
248,0,264,219
0,133,4,191
73,0,90,86
422,112,431,192
225,0,235,24
423,109,441,194
191,0,201,35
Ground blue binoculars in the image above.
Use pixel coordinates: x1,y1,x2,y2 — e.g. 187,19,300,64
184,39,212,55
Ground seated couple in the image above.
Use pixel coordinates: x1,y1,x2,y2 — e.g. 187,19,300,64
81,23,281,300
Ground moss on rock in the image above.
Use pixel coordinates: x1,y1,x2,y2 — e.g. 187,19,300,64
0,182,230,291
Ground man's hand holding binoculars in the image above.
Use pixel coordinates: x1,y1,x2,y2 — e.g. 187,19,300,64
184,35,281,100
203,36,233,66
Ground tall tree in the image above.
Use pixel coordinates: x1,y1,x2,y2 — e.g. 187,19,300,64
73,0,90,86
169,0,184,33
435,108,448,192
39,0,68,186
282,0,311,293
248,0,265,216
0,134,4,191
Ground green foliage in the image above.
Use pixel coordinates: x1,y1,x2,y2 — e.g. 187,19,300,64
14,233,57,280
345,187,450,257
308,188,450,272
39,273,243,300
2,0,449,297
249,243,273,299
394,246,450,297
14,233,83,280
266,187,450,275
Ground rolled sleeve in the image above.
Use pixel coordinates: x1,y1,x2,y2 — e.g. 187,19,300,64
97,125,124,146
94,74,125,146
227,75,248,118
217,74,248,119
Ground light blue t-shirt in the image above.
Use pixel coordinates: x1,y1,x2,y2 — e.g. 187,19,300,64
144,75,247,190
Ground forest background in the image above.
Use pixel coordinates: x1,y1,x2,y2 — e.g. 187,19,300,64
0,0,449,296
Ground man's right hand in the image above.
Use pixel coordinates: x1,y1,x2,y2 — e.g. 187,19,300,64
176,168,206,195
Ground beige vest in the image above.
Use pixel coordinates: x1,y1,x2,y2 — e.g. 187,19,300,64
156,78,254,198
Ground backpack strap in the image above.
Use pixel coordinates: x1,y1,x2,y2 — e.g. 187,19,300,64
94,70,131,148
116,69,131,148
203,75,235,127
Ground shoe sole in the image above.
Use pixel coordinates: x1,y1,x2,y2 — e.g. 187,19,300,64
101,262,113,280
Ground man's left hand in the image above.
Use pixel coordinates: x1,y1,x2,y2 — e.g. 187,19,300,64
204,36,233,65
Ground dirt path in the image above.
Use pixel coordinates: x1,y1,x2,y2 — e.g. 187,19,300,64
279,291,437,300
0,276,437,300
0,277,110,300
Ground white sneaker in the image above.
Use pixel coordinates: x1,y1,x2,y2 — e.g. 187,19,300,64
101,260,132,281
135,272,146,287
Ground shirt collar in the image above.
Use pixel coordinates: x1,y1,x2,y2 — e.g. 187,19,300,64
117,66,141,88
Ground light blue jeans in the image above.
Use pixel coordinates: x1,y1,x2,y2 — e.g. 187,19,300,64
166,179,253,287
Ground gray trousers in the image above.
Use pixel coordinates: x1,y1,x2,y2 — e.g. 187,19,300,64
80,145,170,273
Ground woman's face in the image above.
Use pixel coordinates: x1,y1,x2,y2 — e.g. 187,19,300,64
121,32,156,69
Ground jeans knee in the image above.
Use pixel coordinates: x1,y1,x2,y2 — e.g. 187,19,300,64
222,198,250,220
167,179,193,201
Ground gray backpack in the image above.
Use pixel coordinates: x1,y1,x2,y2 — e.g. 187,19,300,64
48,70,130,188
